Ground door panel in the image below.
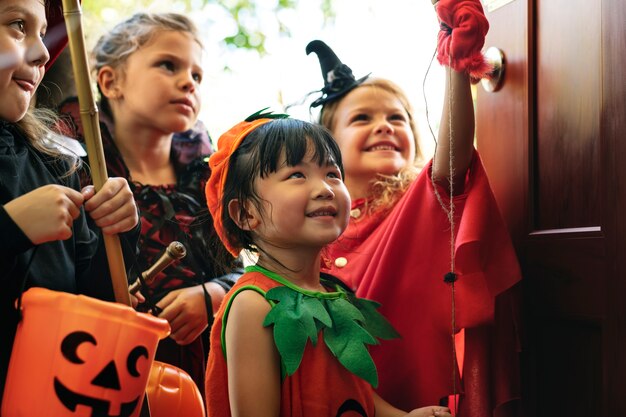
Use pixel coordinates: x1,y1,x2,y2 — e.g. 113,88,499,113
535,0,602,229
475,0,528,242
476,0,626,416
601,0,626,414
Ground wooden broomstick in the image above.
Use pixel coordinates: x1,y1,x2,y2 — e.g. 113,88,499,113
59,6,206,415
60,4,157,416
61,0,131,307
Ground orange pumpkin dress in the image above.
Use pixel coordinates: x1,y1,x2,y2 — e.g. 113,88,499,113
205,267,398,417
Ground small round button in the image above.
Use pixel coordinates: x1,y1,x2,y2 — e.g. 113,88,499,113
350,208,361,218
334,257,348,268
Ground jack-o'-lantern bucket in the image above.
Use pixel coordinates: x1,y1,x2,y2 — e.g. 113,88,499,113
146,361,206,417
2,287,170,417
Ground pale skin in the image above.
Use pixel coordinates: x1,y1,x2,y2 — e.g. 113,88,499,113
330,68,475,201
97,29,224,345
223,150,451,417
4,181,138,244
0,0,138,244
0,0,48,122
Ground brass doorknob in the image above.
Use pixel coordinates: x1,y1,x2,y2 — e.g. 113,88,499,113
480,47,505,92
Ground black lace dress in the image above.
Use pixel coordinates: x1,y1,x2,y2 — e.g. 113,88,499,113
59,98,239,394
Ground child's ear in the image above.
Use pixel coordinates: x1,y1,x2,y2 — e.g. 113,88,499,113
97,66,123,100
227,199,260,231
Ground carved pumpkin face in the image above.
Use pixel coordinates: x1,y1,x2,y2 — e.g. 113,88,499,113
53,331,150,417
2,288,170,417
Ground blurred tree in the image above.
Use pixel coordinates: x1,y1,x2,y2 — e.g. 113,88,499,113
82,0,335,56
38,0,335,109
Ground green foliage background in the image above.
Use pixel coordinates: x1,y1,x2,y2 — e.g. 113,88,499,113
82,0,335,55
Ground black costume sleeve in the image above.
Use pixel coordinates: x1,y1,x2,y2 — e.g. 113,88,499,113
0,206,34,256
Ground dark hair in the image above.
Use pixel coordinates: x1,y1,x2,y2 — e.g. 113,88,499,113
219,118,343,259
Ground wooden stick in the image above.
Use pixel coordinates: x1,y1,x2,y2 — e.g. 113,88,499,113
61,0,131,306
129,242,186,295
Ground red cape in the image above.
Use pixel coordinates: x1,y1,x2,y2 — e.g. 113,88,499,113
323,152,521,414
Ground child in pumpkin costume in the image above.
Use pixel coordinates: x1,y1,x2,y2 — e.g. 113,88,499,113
0,0,139,403
203,112,452,417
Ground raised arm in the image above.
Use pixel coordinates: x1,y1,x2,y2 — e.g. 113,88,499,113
431,0,491,189
433,68,475,185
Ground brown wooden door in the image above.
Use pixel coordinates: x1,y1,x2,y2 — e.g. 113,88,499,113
475,0,626,416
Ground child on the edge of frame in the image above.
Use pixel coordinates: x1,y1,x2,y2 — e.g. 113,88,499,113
0,0,140,402
202,110,453,417
56,12,241,394
302,0,522,415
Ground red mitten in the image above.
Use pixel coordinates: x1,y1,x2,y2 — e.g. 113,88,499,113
435,0,491,79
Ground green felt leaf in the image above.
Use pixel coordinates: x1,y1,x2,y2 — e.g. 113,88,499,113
323,297,379,387
263,286,332,375
245,107,290,122
251,265,400,386
350,296,401,340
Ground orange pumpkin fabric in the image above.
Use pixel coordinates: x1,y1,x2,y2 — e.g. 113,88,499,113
205,271,375,417
205,118,273,257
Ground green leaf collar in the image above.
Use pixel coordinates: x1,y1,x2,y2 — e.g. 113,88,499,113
246,265,399,388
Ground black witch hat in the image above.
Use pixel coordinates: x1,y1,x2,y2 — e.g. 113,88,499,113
306,40,370,108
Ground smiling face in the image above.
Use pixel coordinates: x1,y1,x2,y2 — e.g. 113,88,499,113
250,144,351,253
0,0,50,122
105,29,203,134
328,85,417,199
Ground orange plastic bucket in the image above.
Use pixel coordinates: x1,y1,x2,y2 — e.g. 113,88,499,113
2,287,170,417
146,361,206,417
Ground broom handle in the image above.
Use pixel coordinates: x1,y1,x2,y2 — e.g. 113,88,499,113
61,0,131,307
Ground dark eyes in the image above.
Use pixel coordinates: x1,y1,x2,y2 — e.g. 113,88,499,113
9,20,25,34
350,113,408,124
350,114,369,123
288,172,305,179
9,19,46,39
158,61,202,83
286,170,341,180
158,61,176,71
389,113,408,122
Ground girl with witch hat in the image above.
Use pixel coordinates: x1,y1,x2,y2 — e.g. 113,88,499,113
203,111,453,417
303,0,522,415
0,0,140,403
